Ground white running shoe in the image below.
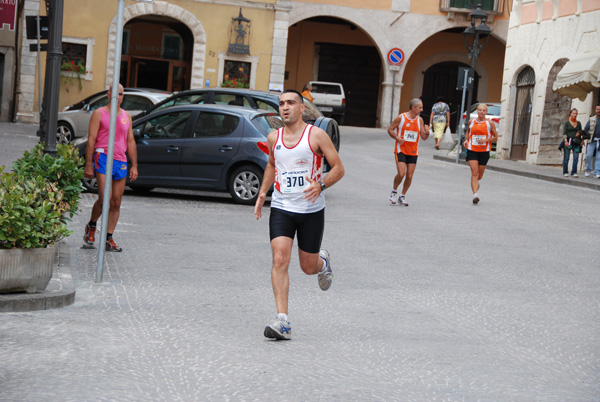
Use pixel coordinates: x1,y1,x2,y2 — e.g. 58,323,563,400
585,171,590,177
399,195,409,206
264,314,291,340
595,174,600,179
564,174,569,177
318,249,333,291
389,191,398,205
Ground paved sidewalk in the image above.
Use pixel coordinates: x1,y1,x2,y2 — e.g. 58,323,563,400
0,242,75,312
434,152,600,192
1,126,598,401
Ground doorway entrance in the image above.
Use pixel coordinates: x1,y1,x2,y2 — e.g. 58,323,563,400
316,42,381,127
121,16,192,92
510,67,535,160
422,61,479,131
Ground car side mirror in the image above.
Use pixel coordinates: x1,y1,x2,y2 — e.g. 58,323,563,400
83,104,91,112
133,128,141,141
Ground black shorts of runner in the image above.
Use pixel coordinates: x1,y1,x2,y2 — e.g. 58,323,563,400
269,207,325,253
396,152,418,165
465,150,490,166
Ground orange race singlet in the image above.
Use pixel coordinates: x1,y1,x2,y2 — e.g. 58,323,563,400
467,119,493,152
394,113,422,156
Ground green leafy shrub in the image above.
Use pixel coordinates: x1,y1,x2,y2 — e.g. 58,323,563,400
0,143,84,249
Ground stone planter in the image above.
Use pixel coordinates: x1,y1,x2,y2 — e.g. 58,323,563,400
0,245,56,294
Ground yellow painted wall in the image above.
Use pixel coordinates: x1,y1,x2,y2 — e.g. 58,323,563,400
51,0,277,110
399,31,505,111
286,20,377,91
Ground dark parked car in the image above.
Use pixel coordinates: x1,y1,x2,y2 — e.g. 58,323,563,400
135,88,340,151
75,104,282,204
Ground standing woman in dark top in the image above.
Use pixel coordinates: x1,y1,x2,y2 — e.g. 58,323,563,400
562,108,583,177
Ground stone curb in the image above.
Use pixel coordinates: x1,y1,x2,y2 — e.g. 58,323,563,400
433,154,600,191
0,242,76,313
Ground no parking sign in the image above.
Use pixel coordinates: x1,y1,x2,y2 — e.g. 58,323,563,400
387,48,405,66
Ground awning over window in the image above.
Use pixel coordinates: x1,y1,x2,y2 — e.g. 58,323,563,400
553,53,600,101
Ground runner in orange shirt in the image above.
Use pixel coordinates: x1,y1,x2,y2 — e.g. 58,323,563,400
463,103,498,205
387,99,430,206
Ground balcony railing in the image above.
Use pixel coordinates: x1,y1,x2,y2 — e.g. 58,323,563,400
439,0,505,15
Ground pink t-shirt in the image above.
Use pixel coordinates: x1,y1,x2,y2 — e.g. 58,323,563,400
94,107,130,162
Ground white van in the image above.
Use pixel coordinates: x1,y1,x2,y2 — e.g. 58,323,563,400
307,81,345,124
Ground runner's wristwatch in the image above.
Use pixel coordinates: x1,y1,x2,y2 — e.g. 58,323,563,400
319,180,327,191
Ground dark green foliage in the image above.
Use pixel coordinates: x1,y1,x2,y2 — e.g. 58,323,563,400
0,144,84,249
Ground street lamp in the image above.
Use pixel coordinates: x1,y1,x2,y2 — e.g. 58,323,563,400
457,4,491,161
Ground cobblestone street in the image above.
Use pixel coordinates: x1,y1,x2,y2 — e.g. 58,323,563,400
1,126,599,401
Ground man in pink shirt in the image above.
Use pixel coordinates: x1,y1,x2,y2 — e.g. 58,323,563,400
83,84,138,252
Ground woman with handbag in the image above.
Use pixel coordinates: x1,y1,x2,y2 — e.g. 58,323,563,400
562,108,583,177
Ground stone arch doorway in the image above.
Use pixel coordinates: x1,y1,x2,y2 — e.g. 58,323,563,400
422,61,478,130
106,1,206,89
539,59,571,164
121,16,194,92
510,66,536,160
286,17,382,127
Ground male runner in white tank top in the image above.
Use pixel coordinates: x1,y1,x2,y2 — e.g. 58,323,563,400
254,89,345,340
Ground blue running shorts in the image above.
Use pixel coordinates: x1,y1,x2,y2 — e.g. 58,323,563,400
93,152,128,180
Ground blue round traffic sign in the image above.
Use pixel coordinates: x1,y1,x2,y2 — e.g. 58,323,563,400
387,48,405,65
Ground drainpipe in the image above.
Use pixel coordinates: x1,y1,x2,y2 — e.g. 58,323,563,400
41,0,63,155
10,0,26,123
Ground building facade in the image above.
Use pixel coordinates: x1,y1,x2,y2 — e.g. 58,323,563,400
9,0,511,129
497,0,600,164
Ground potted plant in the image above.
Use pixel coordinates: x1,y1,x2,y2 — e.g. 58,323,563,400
0,143,83,293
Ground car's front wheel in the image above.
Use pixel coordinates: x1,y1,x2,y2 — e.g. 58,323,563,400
228,165,263,205
82,176,97,193
57,122,74,144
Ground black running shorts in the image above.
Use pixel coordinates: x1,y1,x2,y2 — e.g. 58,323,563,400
396,152,418,165
269,207,325,253
465,150,490,165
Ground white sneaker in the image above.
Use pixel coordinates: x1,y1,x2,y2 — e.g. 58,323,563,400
399,195,409,206
585,171,590,177
563,174,569,177
389,191,398,205
264,314,291,340
572,174,579,178
318,249,333,291
595,174,600,179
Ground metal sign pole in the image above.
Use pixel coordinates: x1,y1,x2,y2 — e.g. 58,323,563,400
36,14,42,114
96,0,126,283
390,70,396,125
456,69,469,163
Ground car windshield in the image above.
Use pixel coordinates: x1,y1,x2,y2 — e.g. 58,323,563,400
252,114,283,137
311,84,342,95
470,104,500,115
302,100,322,123
487,105,501,115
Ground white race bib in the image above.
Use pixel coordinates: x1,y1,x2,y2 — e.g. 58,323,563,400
472,135,486,145
280,170,309,193
404,130,418,142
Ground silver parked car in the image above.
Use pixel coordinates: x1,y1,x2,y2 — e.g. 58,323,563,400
57,89,171,144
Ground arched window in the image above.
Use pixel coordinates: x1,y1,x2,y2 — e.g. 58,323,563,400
511,67,535,160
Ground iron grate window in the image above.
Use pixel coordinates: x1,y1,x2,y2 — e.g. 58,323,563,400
62,42,86,66
516,67,535,87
